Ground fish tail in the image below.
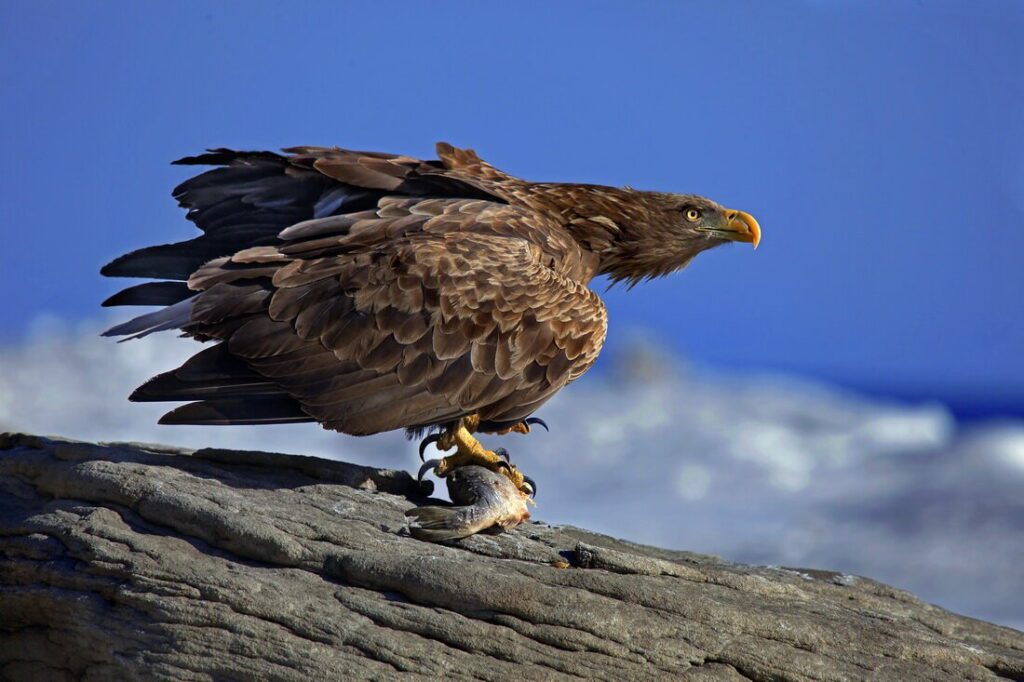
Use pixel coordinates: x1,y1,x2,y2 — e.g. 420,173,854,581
405,505,478,542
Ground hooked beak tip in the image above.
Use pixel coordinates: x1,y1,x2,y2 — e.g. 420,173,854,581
724,209,761,249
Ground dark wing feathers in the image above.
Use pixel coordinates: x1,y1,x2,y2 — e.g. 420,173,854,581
101,281,193,307
104,145,607,434
172,148,288,167
189,281,272,325
101,296,195,340
102,153,310,281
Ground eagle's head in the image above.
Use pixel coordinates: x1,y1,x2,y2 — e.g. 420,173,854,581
666,194,760,251
590,190,760,286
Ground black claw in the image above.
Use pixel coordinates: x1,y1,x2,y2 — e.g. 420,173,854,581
522,475,538,498
525,417,549,432
418,433,441,461
493,459,514,476
418,458,441,481
494,447,511,462
491,459,535,497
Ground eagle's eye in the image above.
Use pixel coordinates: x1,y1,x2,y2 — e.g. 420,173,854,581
684,208,701,222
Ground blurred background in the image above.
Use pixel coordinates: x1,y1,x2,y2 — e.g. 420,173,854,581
1,1,1021,630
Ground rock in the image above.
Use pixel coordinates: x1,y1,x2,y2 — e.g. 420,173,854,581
1,432,1021,681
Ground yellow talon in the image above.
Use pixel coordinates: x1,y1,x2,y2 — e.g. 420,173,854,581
433,425,502,475
430,417,535,499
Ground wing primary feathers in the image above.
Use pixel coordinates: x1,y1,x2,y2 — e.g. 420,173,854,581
171,148,287,167
101,281,194,307
101,296,195,340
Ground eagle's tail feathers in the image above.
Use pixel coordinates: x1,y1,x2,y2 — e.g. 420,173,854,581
158,397,313,426
129,343,274,401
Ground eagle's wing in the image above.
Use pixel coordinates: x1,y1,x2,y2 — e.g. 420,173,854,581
140,197,607,435
101,146,502,290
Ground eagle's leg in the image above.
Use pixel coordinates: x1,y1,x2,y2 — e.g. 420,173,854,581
430,415,534,496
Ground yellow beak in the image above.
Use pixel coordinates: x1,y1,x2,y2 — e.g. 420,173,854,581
722,209,761,249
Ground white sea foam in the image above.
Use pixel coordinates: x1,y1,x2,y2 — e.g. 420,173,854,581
1,316,1021,630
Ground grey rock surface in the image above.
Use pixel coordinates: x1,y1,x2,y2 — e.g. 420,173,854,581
1,432,1022,681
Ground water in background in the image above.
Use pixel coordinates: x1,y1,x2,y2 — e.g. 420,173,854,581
2,317,1022,632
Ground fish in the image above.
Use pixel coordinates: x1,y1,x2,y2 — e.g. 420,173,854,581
406,464,532,542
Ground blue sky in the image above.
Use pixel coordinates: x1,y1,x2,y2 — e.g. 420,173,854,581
2,1,1022,406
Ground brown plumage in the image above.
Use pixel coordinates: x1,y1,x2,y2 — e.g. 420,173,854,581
102,142,759,439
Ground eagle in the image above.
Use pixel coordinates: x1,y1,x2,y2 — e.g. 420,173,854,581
102,142,759,510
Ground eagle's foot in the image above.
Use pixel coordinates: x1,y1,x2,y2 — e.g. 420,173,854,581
418,420,536,498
